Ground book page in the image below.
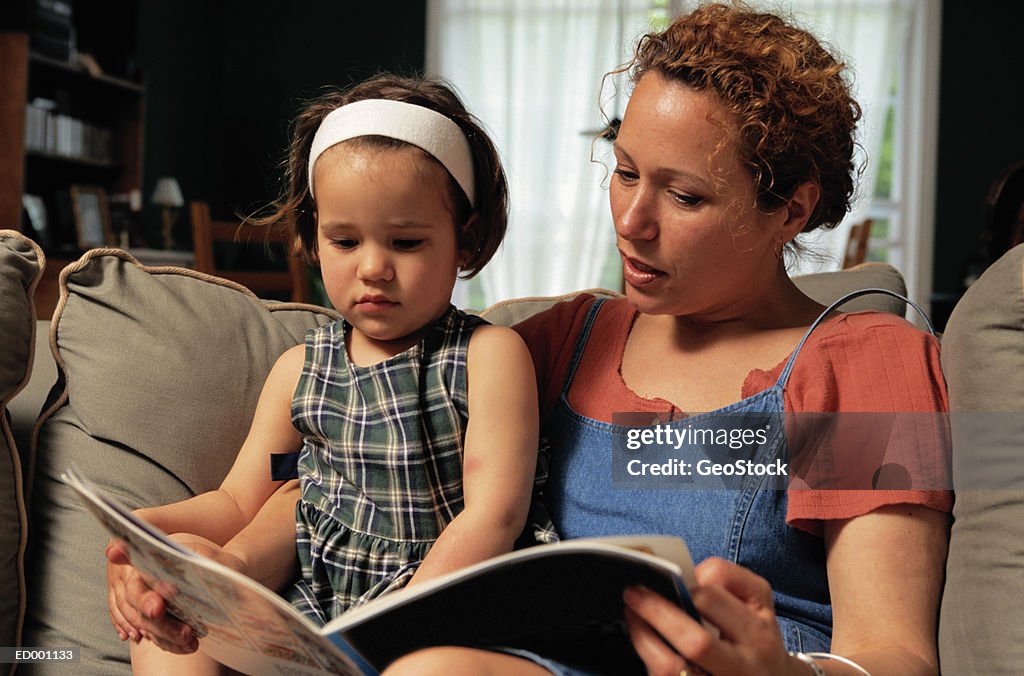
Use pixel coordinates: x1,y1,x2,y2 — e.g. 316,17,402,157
62,468,369,676
321,536,698,667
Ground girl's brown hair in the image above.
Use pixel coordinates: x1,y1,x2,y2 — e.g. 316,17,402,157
253,74,508,278
624,2,862,232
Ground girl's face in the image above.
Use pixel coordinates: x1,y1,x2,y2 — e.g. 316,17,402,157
610,72,787,320
314,143,465,355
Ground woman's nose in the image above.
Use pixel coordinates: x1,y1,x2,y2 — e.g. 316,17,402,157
614,187,658,241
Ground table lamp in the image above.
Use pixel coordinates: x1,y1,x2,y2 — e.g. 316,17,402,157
151,177,184,249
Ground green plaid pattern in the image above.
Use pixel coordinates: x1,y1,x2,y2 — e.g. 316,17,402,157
286,306,555,623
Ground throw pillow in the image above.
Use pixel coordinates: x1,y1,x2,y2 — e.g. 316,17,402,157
0,230,44,656
938,243,1024,674
23,250,338,674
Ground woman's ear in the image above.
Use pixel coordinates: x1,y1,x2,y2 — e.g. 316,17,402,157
782,181,820,241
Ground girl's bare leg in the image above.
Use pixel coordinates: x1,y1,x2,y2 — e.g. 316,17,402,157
130,640,226,676
384,646,551,675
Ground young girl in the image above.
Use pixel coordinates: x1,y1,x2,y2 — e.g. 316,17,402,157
106,74,553,671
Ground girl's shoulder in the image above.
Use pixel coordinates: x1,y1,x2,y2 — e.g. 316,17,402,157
305,317,345,342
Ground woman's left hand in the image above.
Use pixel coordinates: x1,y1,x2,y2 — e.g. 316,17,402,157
624,557,805,675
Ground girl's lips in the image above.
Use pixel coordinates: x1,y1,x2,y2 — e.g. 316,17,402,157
621,253,665,286
355,298,399,312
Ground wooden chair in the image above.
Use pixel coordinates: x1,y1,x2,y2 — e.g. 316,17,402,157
842,218,873,269
190,201,310,303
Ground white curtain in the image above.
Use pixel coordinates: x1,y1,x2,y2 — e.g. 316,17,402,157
738,0,916,273
428,0,917,304
428,0,657,306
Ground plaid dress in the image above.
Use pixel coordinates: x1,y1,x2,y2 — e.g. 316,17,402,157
285,306,555,625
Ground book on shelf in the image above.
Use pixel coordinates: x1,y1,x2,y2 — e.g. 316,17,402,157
64,467,700,676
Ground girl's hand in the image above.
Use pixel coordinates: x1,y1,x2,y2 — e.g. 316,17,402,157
624,557,807,675
104,537,197,653
105,538,145,642
104,534,246,655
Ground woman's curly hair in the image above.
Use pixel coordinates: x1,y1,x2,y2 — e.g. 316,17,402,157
626,2,862,232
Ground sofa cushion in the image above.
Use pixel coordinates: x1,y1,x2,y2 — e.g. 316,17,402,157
23,249,339,674
938,243,1024,674
791,261,908,315
0,230,44,655
480,263,909,327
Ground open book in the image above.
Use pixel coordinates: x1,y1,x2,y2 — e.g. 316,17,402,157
64,467,700,675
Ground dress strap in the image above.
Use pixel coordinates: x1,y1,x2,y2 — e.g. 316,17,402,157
776,287,936,389
560,297,609,397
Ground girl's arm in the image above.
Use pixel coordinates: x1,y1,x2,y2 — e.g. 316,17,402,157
406,325,539,585
107,344,306,640
222,478,302,591
623,504,948,675
131,344,306,542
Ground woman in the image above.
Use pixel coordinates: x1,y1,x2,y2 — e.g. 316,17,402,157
388,3,950,675
111,4,950,675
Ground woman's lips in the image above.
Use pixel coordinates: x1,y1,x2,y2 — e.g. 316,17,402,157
621,253,665,286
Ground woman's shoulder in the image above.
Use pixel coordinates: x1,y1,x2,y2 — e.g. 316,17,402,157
824,309,934,335
788,309,947,413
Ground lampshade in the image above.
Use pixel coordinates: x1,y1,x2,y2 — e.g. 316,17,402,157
151,177,184,207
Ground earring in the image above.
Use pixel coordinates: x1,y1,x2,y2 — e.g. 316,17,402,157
774,239,785,260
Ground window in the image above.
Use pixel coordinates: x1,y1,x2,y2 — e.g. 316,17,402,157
428,0,669,307
429,0,940,310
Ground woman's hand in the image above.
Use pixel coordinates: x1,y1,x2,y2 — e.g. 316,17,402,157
104,534,246,655
624,557,806,675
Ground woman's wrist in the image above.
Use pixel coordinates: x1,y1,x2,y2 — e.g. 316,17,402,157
789,652,826,676
790,652,873,676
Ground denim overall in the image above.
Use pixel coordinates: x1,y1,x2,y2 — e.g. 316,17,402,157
543,297,826,659
537,289,934,675
503,290,937,676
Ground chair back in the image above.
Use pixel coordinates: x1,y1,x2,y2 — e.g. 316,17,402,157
190,201,310,303
841,218,873,269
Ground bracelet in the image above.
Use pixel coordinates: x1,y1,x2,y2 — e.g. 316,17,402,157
805,652,872,676
789,651,826,676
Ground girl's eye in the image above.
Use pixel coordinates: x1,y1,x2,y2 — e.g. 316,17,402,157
332,239,358,250
393,239,424,251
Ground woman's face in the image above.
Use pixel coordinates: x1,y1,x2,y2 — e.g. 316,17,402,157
610,72,785,319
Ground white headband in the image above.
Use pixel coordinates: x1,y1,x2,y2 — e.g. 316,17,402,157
307,99,475,206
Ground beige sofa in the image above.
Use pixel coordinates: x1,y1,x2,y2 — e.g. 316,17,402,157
2,229,1022,674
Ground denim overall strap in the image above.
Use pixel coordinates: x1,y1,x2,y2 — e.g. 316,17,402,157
559,297,609,397
776,287,936,390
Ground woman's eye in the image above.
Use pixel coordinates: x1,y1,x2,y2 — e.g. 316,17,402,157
394,239,424,251
613,167,639,183
332,239,358,249
669,191,703,207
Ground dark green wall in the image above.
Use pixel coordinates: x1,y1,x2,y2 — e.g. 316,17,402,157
137,2,426,240
135,1,1024,306
933,0,1024,301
